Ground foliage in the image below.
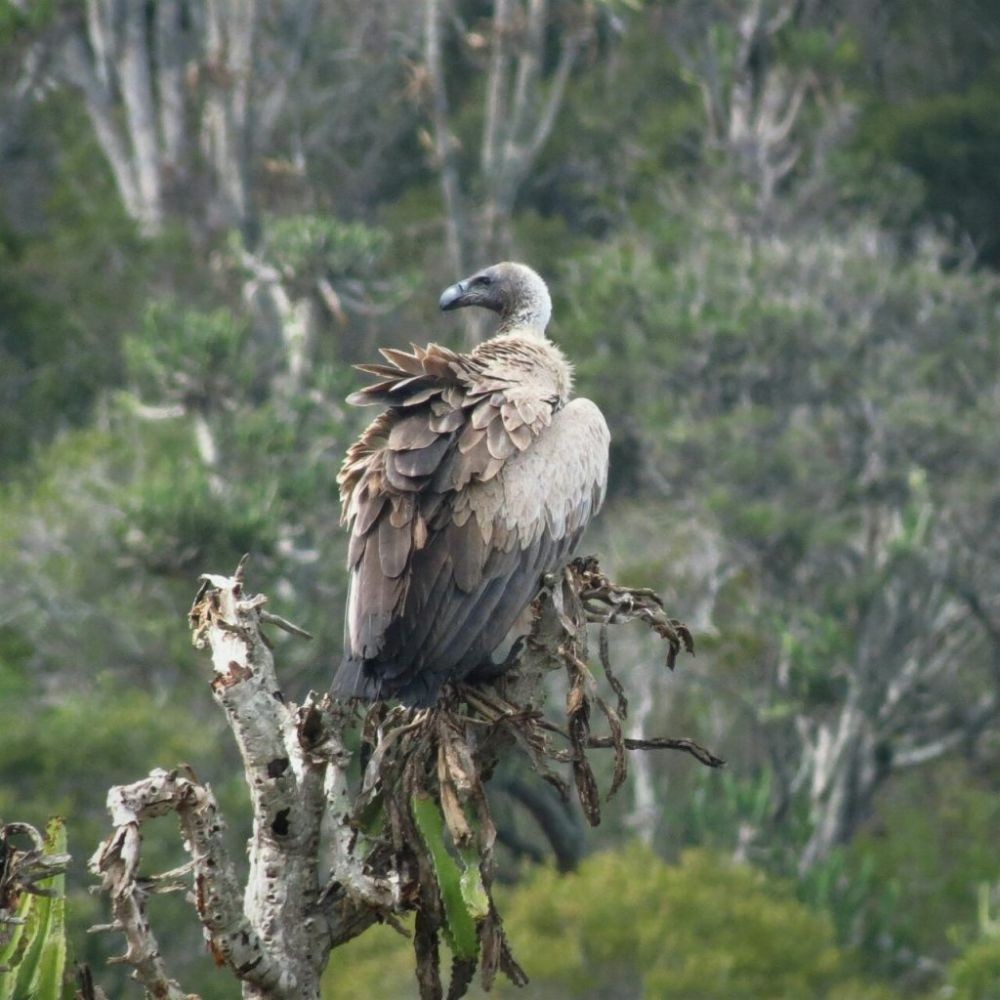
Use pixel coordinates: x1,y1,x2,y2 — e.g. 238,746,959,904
799,847,901,971
0,227,88,469
501,846,859,999
936,863,1000,1000
947,937,1000,1000
124,304,258,407
860,72,1000,265
551,171,999,985
0,0,55,36
845,764,1000,964
558,202,999,856
259,216,392,285
322,919,418,999
322,846,901,999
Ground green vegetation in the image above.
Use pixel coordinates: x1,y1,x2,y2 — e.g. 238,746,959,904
412,793,483,962
948,938,1000,1000
323,848,903,999
501,848,890,1000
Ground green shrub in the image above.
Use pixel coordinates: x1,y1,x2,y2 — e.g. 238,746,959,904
947,937,1000,1000
323,846,899,999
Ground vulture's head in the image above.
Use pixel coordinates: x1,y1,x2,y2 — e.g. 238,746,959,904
439,261,552,335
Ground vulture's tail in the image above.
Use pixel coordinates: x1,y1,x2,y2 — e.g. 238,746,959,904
330,656,381,702
330,655,440,708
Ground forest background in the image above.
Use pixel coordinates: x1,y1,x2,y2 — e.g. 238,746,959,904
1,1,998,997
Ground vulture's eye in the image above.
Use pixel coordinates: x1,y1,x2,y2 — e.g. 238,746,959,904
475,274,493,286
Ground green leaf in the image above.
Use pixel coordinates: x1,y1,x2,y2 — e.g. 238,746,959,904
411,794,479,962
0,892,30,989
457,845,490,922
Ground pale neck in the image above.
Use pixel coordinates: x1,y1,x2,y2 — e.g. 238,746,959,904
497,311,548,337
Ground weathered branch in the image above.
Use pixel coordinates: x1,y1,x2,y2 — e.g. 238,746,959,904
91,555,711,998
91,560,375,998
90,769,288,998
587,735,725,768
1,821,71,923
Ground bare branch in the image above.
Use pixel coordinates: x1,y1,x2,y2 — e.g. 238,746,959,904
57,33,143,221
259,610,314,640
89,769,291,997
504,0,547,160
587,735,726,768
481,0,515,180
119,2,163,233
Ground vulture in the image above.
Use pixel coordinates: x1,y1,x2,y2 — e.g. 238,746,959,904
331,262,610,706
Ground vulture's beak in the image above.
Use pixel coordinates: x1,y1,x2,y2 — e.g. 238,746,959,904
439,280,468,311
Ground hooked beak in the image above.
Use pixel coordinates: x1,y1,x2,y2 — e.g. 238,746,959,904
439,280,468,311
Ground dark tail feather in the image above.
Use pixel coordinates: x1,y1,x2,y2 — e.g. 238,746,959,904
330,656,442,707
330,656,381,702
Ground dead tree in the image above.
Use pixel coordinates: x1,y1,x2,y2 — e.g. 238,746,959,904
89,556,720,999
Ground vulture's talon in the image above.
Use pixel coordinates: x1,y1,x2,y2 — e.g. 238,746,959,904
468,634,528,684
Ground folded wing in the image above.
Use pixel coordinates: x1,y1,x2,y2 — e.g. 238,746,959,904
333,343,609,705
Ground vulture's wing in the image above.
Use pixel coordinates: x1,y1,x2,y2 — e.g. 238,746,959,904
333,343,609,705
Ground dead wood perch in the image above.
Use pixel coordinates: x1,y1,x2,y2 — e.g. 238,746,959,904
88,555,717,1000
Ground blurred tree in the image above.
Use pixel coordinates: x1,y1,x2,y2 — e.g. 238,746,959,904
861,75,1000,265
1,0,428,234
558,206,1000,871
845,0,1000,99
421,0,607,342
663,0,857,214
1,0,998,995
844,0,1000,266
12,0,315,238
843,764,1000,970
